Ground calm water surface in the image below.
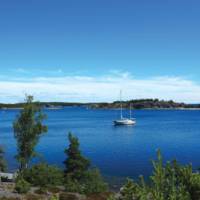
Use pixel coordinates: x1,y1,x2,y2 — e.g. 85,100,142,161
0,107,200,180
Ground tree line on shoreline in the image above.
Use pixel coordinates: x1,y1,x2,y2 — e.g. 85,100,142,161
89,99,200,109
0,95,200,200
1,99,200,110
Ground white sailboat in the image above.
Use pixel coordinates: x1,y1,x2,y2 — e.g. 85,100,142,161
113,91,136,126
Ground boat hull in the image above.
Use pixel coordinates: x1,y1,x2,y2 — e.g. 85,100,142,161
114,119,136,126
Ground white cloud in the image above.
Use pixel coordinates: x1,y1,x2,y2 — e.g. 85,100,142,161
0,73,200,103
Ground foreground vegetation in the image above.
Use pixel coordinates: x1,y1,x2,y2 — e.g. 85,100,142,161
0,96,108,199
0,96,200,199
109,151,200,200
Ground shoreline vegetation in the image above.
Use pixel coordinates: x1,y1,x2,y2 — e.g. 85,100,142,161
0,96,109,200
1,99,200,110
0,96,200,200
88,99,200,110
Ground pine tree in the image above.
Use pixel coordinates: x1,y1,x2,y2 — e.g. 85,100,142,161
64,133,108,194
64,133,90,181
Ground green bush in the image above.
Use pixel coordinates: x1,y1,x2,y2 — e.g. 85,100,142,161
170,161,200,199
119,178,140,200
23,163,63,188
65,178,84,194
15,178,31,194
83,169,108,195
117,151,200,200
65,169,108,195
50,196,59,200
107,195,116,200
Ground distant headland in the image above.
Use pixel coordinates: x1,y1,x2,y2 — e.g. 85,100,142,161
1,99,200,110
88,99,200,110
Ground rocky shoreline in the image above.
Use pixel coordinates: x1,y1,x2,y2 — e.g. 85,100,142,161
0,182,113,200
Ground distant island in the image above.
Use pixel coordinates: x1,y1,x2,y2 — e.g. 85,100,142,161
88,99,200,110
0,102,84,109
1,99,200,110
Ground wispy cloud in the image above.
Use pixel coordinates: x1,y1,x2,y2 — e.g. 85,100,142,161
10,68,65,77
0,72,200,103
16,68,28,73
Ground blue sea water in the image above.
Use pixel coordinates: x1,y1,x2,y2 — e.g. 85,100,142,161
0,107,200,180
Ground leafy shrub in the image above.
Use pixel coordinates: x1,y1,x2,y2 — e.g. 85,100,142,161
15,178,31,194
65,169,108,195
119,178,140,200
107,195,116,200
65,178,84,193
83,169,108,195
116,151,200,200
50,196,59,200
23,163,63,188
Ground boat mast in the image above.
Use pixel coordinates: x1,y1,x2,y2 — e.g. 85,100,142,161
129,103,132,119
120,90,123,119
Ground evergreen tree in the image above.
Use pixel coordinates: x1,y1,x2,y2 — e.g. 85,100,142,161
64,133,108,194
64,133,90,181
13,95,47,171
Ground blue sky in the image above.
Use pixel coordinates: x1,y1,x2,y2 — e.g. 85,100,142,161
0,0,200,102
